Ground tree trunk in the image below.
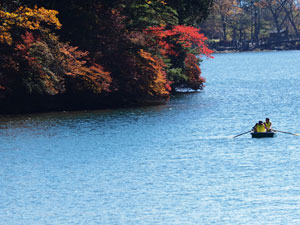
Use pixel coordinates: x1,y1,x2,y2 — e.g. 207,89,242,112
221,14,227,41
283,5,300,38
254,6,261,46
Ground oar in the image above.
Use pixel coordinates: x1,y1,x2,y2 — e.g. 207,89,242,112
233,130,251,138
273,129,300,136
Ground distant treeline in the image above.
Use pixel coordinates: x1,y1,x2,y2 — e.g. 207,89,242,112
201,0,300,51
0,0,213,114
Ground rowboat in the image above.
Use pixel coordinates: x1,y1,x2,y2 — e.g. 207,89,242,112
251,132,275,138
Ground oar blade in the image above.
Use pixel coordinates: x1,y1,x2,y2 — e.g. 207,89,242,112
274,129,300,136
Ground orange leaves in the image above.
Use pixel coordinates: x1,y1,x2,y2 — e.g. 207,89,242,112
59,44,89,71
139,49,164,71
138,49,169,96
0,6,61,45
60,43,111,94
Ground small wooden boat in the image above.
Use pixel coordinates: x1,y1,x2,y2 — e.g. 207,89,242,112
251,132,275,138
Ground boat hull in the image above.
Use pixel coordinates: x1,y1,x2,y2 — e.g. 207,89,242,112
251,132,275,138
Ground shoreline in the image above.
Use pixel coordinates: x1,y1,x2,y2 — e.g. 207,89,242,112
212,48,300,54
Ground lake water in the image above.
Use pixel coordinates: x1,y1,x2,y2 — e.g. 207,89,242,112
1,51,300,224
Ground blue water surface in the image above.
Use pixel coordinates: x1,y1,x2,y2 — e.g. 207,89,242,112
1,51,300,224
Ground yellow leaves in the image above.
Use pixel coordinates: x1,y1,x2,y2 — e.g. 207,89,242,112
0,22,13,44
0,6,61,45
0,32,12,45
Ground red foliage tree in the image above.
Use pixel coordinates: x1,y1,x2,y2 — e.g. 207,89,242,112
144,25,213,57
143,25,213,91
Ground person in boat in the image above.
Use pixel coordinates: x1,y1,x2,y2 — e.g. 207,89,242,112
264,118,272,132
254,121,266,132
252,123,258,132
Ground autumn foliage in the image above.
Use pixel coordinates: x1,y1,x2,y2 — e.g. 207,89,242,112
14,32,64,95
0,2,213,113
145,25,213,57
0,6,61,45
143,25,212,90
59,44,111,94
138,49,170,97
184,53,206,90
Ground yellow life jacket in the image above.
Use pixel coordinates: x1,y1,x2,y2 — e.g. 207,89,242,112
264,122,271,129
256,124,266,132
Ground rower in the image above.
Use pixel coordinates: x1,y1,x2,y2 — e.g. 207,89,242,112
256,121,266,132
252,123,258,132
264,118,272,132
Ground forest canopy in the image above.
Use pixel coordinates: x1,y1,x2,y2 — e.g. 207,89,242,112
0,0,213,113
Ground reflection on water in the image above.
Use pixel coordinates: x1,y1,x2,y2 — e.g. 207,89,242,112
1,51,300,224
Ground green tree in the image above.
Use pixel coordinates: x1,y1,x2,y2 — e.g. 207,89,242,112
165,0,213,25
